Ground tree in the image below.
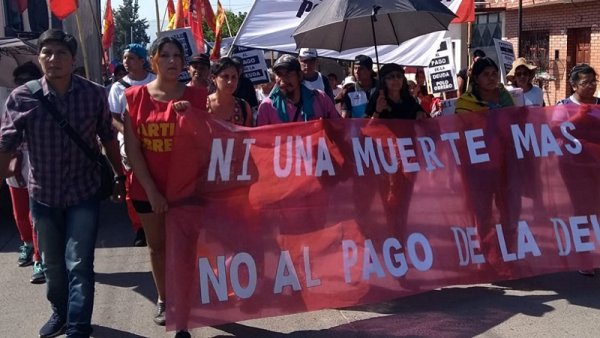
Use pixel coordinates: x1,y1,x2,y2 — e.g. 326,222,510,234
113,0,150,59
202,11,247,42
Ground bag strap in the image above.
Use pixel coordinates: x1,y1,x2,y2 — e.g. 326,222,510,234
118,78,132,88
25,80,103,166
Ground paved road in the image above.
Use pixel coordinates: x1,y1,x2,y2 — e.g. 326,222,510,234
2,200,600,337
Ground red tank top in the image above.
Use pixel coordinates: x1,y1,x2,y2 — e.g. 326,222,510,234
125,85,208,201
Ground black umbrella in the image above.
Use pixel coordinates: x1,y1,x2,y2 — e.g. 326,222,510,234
293,0,456,72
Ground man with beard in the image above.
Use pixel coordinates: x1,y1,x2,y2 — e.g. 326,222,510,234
256,54,339,125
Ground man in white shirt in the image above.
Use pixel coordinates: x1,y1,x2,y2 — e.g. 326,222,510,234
298,48,334,102
108,43,156,247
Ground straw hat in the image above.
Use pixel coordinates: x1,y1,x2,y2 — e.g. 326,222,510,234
506,57,537,82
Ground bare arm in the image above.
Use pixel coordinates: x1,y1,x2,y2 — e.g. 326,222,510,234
112,116,124,134
123,109,167,213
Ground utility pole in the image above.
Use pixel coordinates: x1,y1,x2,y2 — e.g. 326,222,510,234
518,0,523,57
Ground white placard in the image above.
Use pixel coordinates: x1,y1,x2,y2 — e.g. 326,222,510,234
425,38,458,94
494,39,516,85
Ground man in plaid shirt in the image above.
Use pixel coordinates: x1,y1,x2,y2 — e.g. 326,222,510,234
0,29,124,338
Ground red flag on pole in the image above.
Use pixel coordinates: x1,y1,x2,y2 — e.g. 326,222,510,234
49,0,78,20
199,0,216,32
210,1,226,60
190,0,205,53
174,0,190,28
451,0,475,23
101,0,115,50
167,0,176,23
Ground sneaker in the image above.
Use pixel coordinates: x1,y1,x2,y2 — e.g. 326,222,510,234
133,228,147,247
579,269,595,277
30,261,46,284
153,301,166,326
175,331,191,338
18,244,34,267
39,313,66,338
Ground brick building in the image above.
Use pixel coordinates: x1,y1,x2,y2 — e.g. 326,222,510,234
475,0,600,104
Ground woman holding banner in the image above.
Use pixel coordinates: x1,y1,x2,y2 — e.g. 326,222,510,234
365,63,424,239
123,36,207,337
455,57,518,276
553,64,600,277
207,57,254,127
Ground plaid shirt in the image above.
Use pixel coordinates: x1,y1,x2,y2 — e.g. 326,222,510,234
0,75,115,207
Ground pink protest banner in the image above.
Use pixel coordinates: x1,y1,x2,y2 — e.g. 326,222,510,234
165,104,600,330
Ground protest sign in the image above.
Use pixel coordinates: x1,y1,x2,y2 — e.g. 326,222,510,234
494,39,516,84
165,104,600,330
426,38,458,94
231,45,270,85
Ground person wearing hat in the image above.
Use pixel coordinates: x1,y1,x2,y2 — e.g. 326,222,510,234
187,53,211,89
507,57,544,107
340,54,378,118
256,54,339,125
298,48,334,102
108,43,156,247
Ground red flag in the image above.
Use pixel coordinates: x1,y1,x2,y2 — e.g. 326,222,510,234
190,0,205,53
451,0,475,23
167,0,176,22
199,0,216,32
49,0,78,20
210,1,226,60
101,0,115,50
174,0,190,28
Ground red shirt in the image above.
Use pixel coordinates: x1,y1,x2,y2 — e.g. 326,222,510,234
125,85,207,200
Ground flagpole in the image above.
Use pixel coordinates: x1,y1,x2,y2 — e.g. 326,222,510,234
155,0,161,34
75,11,91,79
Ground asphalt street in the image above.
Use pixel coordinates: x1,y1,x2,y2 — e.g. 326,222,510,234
2,197,600,337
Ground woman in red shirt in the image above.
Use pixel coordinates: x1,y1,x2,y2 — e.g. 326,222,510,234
123,36,207,336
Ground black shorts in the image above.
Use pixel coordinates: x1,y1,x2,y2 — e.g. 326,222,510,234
132,200,153,214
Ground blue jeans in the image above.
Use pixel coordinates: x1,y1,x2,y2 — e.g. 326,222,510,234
30,197,100,337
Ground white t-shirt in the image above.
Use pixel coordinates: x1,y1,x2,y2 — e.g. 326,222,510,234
107,72,156,169
302,72,326,92
523,85,544,107
107,73,156,118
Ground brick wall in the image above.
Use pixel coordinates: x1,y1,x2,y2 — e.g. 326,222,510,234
490,0,597,10
499,1,600,104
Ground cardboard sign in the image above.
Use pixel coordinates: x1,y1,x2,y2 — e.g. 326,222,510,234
494,39,516,85
158,28,198,82
426,38,458,94
231,45,270,85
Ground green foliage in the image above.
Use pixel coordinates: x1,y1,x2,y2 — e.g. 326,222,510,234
113,0,150,59
202,11,247,42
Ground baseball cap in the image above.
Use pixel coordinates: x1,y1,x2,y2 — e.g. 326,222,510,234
354,55,373,69
298,48,318,61
189,53,210,66
124,43,148,59
273,54,301,73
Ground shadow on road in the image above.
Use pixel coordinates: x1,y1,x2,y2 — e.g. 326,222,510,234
206,270,600,338
96,271,157,303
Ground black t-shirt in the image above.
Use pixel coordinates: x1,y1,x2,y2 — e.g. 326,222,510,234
235,76,259,110
458,68,468,93
365,90,424,120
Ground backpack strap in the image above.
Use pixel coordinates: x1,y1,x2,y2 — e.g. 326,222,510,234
118,78,132,88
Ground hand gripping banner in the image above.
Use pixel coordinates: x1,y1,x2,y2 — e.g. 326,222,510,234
165,104,600,330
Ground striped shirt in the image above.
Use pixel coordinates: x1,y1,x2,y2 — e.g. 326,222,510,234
0,75,115,207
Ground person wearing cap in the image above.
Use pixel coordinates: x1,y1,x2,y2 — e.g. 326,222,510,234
340,54,378,118
506,57,544,107
256,54,339,125
187,53,211,89
108,43,156,247
0,28,125,338
298,48,334,102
